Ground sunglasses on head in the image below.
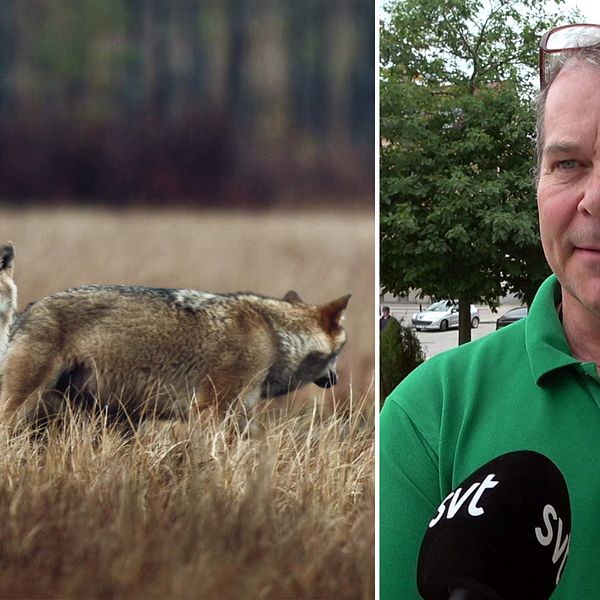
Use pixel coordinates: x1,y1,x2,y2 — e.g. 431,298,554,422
539,23,600,88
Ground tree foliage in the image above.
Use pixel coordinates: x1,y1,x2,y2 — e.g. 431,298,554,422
380,0,573,342
380,317,425,407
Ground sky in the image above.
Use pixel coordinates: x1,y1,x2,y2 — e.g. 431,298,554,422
562,0,600,23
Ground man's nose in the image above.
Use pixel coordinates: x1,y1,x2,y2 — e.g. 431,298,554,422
579,168,600,218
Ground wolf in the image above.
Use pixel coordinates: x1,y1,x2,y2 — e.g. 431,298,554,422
0,243,350,430
0,243,17,374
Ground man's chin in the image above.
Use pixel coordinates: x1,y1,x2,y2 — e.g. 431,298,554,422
561,276,600,319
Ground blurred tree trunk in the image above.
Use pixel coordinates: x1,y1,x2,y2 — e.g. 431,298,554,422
140,0,171,120
226,0,250,128
224,0,251,182
0,0,16,115
349,0,374,145
123,0,145,116
459,297,472,346
286,0,329,139
169,0,206,117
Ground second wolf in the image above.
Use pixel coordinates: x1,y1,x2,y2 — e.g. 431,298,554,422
0,243,17,375
0,245,350,429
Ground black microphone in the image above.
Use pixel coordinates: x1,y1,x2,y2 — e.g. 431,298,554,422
417,451,571,600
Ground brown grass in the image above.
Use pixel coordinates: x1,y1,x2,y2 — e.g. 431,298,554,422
0,205,374,599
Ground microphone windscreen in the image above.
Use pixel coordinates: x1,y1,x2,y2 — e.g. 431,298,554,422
417,450,571,600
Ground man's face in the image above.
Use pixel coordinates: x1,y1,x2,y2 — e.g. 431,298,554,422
537,65,600,315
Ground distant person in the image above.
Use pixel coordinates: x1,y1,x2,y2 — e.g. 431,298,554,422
380,24,600,599
379,306,395,331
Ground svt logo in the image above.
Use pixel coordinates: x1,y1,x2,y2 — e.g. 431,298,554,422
535,504,570,585
429,474,499,528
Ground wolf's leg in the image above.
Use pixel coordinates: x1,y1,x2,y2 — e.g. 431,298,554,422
0,339,65,429
238,384,264,437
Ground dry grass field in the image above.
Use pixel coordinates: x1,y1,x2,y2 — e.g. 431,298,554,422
0,205,374,599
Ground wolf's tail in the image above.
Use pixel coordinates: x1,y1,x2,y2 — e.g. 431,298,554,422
0,242,17,373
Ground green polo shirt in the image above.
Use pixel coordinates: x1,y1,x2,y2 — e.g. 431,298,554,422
380,275,600,600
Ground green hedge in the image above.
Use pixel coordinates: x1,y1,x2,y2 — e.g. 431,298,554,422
380,318,425,408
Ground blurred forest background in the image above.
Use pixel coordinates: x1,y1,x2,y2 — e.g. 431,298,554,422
0,0,374,208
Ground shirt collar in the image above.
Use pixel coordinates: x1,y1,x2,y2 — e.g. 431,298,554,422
526,274,580,386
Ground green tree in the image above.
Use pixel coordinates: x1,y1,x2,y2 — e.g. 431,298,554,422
380,317,425,407
380,0,571,344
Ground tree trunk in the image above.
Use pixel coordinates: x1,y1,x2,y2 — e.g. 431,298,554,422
0,0,16,115
458,296,472,345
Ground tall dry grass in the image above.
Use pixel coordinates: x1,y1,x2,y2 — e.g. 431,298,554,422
0,205,374,599
0,395,374,599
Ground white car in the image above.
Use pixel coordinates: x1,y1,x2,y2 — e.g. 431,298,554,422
412,300,480,332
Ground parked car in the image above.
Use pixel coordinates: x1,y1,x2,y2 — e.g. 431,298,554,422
412,300,479,332
495,306,528,330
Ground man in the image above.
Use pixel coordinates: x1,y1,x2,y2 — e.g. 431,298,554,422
379,305,395,331
380,25,600,599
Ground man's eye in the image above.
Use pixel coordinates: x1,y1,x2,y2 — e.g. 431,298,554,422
555,159,580,170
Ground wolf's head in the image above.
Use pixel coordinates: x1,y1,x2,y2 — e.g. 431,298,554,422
0,243,14,278
263,291,350,397
0,242,17,359
0,243,16,308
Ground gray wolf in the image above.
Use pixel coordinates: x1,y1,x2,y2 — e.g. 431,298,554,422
0,244,350,430
0,243,17,375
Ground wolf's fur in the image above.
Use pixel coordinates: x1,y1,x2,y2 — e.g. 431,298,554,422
0,245,350,429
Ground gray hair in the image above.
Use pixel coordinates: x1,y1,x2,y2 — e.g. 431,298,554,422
535,48,600,181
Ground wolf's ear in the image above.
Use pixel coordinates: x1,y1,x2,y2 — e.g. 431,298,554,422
0,242,14,272
283,290,304,304
320,294,351,332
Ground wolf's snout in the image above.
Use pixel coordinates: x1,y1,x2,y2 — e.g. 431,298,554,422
314,369,338,388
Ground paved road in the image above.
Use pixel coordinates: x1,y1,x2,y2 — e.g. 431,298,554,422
413,321,497,358
385,303,521,359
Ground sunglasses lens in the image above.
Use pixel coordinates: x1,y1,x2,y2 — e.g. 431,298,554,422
545,25,600,50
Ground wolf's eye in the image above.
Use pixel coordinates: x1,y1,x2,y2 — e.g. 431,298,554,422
298,351,331,371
